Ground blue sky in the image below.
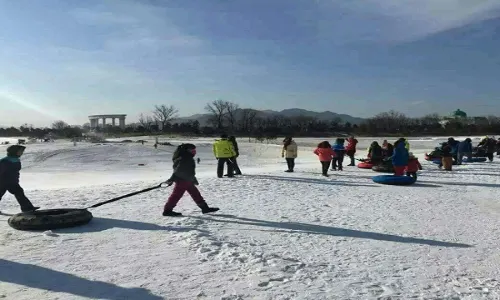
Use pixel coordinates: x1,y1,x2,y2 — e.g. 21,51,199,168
1,0,499,126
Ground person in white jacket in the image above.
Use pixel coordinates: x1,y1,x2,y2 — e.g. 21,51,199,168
281,137,298,172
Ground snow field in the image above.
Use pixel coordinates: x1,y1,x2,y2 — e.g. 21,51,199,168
0,137,499,299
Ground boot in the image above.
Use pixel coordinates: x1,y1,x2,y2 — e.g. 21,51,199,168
162,210,183,217
21,206,40,213
198,202,220,214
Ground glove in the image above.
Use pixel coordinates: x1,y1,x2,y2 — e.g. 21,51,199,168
193,178,199,186
165,179,174,186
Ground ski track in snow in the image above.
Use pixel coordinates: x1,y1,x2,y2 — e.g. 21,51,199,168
0,136,500,299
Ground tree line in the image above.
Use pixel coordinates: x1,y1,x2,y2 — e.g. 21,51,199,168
1,102,499,139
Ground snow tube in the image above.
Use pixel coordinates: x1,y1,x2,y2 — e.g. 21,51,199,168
357,162,373,169
8,209,93,231
425,154,441,161
432,160,458,165
372,164,393,173
372,175,416,186
463,157,487,163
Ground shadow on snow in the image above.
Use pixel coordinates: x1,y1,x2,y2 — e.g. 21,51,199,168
196,214,472,248
0,259,163,300
245,174,378,187
56,217,208,234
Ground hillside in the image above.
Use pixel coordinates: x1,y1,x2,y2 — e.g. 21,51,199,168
175,108,364,126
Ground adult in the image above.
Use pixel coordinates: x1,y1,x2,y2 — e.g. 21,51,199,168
228,136,242,175
457,138,472,165
282,137,298,172
479,136,497,162
367,141,383,165
392,139,409,176
345,136,358,166
447,137,460,163
213,134,236,178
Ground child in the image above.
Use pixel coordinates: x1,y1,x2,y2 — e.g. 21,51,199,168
314,141,335,177
331,138,346,171
392,139,409,176
0,145,39,212
163,143,219,216
440,143,453,171
405,152,422,180
345,136,358,166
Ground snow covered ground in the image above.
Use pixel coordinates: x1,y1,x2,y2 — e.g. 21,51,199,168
1,136,499,299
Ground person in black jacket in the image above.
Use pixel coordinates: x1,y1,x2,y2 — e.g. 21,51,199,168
0,145,39,212
163,143,219,216
227,136,242,176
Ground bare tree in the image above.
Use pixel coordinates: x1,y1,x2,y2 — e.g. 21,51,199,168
138,113,155,131
52,120,69,130
225,102,239,131
205,99,229,130
153,105,178,131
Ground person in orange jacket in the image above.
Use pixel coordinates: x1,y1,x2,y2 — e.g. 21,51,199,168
314,141,335,177
405,152,422,180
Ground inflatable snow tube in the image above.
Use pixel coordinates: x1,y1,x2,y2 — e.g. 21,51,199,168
372,175,416,186
425,154,441,161
8,209,93,231
372,164,393,173
463,157,487,163
357,162,373,169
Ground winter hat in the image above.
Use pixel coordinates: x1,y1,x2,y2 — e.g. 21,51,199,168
220,134,228,139
6,145,25,157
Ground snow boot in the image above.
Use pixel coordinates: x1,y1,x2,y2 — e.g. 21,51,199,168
162,210,183,217
198,202,220,214
285,170,293,173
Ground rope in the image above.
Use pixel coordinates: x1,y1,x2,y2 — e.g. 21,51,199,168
86,182,168,209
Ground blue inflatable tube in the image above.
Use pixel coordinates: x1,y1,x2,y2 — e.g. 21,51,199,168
463,157,487,163
372,175,416,186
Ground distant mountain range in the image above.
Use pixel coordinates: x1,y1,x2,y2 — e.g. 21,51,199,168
174,108,364,126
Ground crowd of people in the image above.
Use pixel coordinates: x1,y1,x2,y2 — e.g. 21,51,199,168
1,135,499,216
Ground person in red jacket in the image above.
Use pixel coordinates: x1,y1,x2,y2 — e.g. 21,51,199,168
314,141,335,177
405,152,422,180
345,136,358,166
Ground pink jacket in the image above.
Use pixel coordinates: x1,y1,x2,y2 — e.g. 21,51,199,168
314,148,335,162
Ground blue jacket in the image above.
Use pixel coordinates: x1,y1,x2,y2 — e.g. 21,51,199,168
448,140,459,154
0,156,22,185
332,143,345,157
458,141,472,153
391,142,409,167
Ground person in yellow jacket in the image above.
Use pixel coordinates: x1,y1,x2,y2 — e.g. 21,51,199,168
281,137,298,172
213,134,236,178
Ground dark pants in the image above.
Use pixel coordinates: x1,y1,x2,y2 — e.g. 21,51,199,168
321,161,331,175
217,158,234,178
487,153,494,162
286,158,295,171
331,156,344,170
231,157,242,175
164,181,205,211
346,151,355,166
0,184,35,211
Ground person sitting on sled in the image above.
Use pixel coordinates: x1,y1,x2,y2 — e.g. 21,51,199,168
0,145,39,212
405,152,422,180
392,139,409,176
367,141,383,165
163,143,219,217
